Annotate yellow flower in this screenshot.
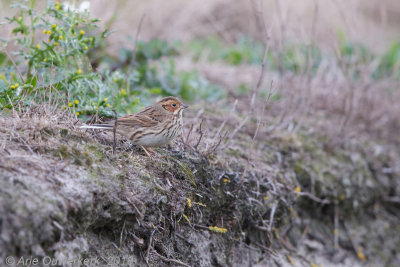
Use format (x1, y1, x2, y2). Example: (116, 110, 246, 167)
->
(182, 214, 191, 224)
(106, 103, 110, 108)
(51, 24, 56, 28)
(333, 229, 339, 235)
(43, 29, 47, 34)
(294, 186, 301, 196)
(263, 196, 269, 200)
(18, 16, 22, 21)
(84, 46, 88, 50)
(209, 226, 227, 234)
(59, 35, 63, 40)
(43, 58, 47, 62)
(74, 100, 79, 105)
(54, 42, 59, 46)
(36, 44, 41, 49)
(68, 102, 73, 107)
(11, 85, 15, 89)
(120, 89, 126, 95)
(83, 19, 87, 23)
(195, 202, 207, 207)
(95, 106, 99, 110)
(286, 254, 295, 266)
(72, 33, 76, 37)
(77, 69, 82, 74)
(273, 227, 280, 239)
(103, 98, 108, 102)
(80, 30, 85, 35)
(47, 30, 52, 35)
(223, 178, 230, 183)
(56, 1, 60, 5)
(76, 112, 80, 116)
(186, 198, 192, 208)
(357, 247, 366, 262)
(55, 5, 60, 10)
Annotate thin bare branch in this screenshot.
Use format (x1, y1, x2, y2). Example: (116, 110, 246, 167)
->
(3, 48, 25, 83)
(112, 109, 118, 155)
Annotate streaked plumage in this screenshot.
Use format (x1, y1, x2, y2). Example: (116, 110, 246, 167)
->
(80, 96, 188, 156)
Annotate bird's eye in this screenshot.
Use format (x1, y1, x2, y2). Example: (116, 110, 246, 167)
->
(172, 103, 177, 107)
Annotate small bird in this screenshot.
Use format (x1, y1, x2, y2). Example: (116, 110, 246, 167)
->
(80, 96, 189, 157)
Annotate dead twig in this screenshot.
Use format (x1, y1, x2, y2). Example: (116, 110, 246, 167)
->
(250, 0, 270, 113)
(213, 99, 237, 141)
(268, 201, 278, 231)
(128, 231, 145, 248)
(185, 123, 194, 145)
(3, 48, 25, 84)
(119, 220, 126, 249)
(334, 202, 339, 250)
(203, 130, 229, 156)
(112, 109, 118, 155)
(194, 119, 204, 152)
(151, 247, 192, 267)
(232, 165, 248, 195)
(123, 14, 146, 93)
(298, 192, 330, 204)
(130, 14, 146, 69)
(191, 223, 210, 231)
(145, 229, 155, 264)
(6, 94, 20, 119)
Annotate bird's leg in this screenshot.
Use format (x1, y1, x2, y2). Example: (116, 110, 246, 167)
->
(147, 147, 157, 155)
(141, 146, 154, 158)
(147, 147, 168, 158)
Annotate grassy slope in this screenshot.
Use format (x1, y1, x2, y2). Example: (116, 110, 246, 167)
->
(0, 101, 399, 267)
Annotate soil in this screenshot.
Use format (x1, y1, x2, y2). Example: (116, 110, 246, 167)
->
(0, 106, 399, 267)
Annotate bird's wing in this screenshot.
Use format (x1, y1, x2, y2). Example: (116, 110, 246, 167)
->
(115, 106, 166, 128)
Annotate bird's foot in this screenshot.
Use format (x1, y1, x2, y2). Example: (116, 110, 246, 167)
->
(141, 146, 166, 158)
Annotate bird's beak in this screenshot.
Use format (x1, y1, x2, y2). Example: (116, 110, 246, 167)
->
(182, 103, 189, 109)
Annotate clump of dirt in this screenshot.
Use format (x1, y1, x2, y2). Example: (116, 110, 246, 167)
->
(0, 105, 399, 267)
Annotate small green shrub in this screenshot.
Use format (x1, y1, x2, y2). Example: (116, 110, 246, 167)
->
(0, 1, 224, 117)
(187, 33, 400, 83)
(374, 42, 400, 80)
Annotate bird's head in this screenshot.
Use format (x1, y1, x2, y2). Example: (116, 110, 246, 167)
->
(158, 96, 189, 115)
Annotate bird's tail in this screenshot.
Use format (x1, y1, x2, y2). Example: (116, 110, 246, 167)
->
(79, 124, 113, 130)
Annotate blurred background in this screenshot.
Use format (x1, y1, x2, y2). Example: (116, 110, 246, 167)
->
(88, 0, 400, 53)
(2, 0, 400, 52)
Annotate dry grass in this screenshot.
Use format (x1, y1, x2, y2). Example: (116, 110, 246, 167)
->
(2, 0, 398, 52)
(87, 0, 400, 52)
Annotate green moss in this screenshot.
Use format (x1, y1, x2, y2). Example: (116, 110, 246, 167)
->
(59, 128, 69, 137)
(85, 144, 105, 162)
(179, 162, 196, 187)
(294, 163, 311, 189)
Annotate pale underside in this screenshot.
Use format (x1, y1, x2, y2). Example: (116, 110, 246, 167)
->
(116, 110, 183, 147)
